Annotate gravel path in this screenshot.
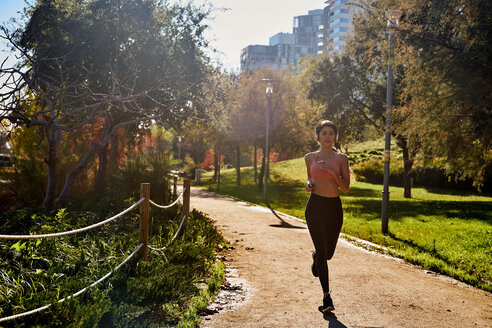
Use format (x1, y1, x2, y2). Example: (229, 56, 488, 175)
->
(191, 187, 491, 328)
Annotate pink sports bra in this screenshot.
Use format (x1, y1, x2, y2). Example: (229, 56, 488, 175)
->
(310, 153, 340, 181)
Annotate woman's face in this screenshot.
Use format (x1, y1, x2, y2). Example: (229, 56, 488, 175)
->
(317, 126, 336, 147)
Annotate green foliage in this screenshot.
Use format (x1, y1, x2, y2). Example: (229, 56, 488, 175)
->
(177, 261, 225, 328)
(106, 133, 177, 206)
(0, 204, 225, 326)
(231, 68, 321, 158)
(2, 0, 214, 210)
(6, 124, 46, 207)
(352, 157, 404, 185)
(301, 54, 382, 144)
(353, 157, 487, 191)
(182, 154, 198, 180)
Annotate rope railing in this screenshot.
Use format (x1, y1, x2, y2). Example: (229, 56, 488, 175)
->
(149, 187, 185, 209)
(148, 213, 187, 252)
(0, 198, 145, 240)
(0, 176, 192, 323)
(0, 243, 143, 323)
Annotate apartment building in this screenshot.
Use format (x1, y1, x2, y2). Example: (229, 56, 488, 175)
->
(240, 33, 310, 72)
(240, 0, 357, 72)
(322, 0, 358, 53)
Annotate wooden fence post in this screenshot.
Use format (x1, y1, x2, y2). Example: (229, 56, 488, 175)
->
(139, 183, 150, 261)
(183, 179, 191, 227)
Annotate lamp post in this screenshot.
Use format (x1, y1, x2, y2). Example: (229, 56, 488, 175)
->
(259, 78, 277, 203)
(381, 9, 401, 234)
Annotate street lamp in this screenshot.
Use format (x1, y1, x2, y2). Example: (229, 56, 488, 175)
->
(381, 9, 401, 234)
(259, 78, 278, 203)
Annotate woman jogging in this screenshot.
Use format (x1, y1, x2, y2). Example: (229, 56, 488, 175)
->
(304, 120, 350, 313)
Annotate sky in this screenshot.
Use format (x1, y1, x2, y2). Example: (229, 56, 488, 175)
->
(0, 0, 328, 71)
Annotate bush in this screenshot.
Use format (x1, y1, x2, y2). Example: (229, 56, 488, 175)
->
(182, 154, 198, 180)
(0, 205, 224, 327)
(352, 157, 404, 186)
(108, 149, 176, 206)
(353, 157, 489, 191)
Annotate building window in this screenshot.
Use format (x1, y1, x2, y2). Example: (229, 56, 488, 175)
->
(334, 0, 347, 5)
(335, 8, 349, 15)
(334, 27, 349, 33)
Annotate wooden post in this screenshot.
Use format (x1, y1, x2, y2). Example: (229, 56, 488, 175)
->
(139, 183, 150, 261)
(182, 179, 191, 228)
(173, 176, 178, 200)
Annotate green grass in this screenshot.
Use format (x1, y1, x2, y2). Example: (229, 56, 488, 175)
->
(202, 157, 492, 292)
(177, 261, 225, 328)
(0, 206, 226, 326)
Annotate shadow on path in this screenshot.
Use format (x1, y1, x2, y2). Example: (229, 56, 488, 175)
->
(267, 203, 306, 229)
(323, 312, 348, 327)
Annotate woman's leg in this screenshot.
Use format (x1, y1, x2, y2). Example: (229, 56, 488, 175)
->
(316, 257, 329, 294)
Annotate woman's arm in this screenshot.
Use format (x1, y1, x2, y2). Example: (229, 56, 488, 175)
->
(304, 153, 313, 192)
(333, 154, 350, 193)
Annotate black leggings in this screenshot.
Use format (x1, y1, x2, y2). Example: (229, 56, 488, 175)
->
(305, 193, 343, 293)
(316, 254, 330, 293)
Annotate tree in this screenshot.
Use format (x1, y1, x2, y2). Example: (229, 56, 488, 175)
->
(229, 68, 321, 189)
(0, 0, 211, 210)
(394, 0, 492, 188)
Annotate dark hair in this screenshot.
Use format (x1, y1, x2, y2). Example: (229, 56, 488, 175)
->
(315, 120, 338, 138)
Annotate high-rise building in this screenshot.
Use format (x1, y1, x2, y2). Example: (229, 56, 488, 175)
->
(293, 9, 324, 55)
(240, 1, 358, 72)
(322, 0, 358, 53)
(241, 33, 310, 72)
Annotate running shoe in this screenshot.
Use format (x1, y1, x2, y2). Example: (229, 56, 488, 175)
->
(318, 294, 335, 313)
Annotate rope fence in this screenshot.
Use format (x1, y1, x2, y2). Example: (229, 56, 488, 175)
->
(0, 243, 143, 324)
(148, 213, 186, 252)
(149, 187, 184, 209)
(0, 174, 192, 323)
(0, 198, 145, 240)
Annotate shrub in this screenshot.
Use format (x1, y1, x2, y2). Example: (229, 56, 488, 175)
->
(352, 157, 404, 186)
(0, 205, 224, 327)
(353, 157, 490, 191)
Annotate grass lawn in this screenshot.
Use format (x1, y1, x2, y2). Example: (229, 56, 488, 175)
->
(201, 157, 492, 292)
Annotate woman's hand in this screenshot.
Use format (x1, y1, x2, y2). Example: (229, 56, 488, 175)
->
(305, 182, 313, 192)
(317, 160, 337, 177)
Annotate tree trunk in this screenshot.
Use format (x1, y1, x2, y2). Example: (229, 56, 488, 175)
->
(109, 128, 119, 172)
(258, 146, 265, 191)
(56, 117, 154, 204)
(253, 142, 258, 183)
(56, 144, 98, 204)
(95, 143, 109, 196)
(214, 141, 221, 190)
(236, 144, 240, 186)
(396, 136, 414, 198)
(213, 144, 217, 181)
(42, 125, 61, 212)
(217, 152, 221, 191)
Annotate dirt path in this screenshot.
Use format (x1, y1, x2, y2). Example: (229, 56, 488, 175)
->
(191, 187, 491, 328)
